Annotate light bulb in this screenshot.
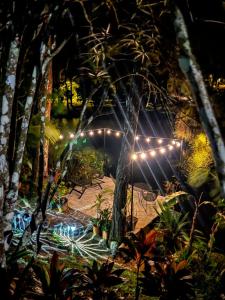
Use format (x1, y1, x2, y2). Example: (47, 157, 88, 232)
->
(172, 140, 176, 145)
(131, 153, 137, 160)
(59, 134, 64, 140)
(135, 136, 139, 141)
(150, 150, 156, 157)
(70, 133, 75, 139)
(158, 139, 163, 144)
(97, 129, 102, 134)
(146, 137, 150, 143)
(168, 145, 173, 151)
(140, 152, 146, 159)
(116, 131, 120, 137)
(176, 141, 181, 147)
(107, 129, 111, 135)
(89, 130, 94, 136)
(80, 132, 84, 137)
(160, 148, 166, 154)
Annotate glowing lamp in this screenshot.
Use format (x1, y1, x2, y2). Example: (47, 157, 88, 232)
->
(80, 132, 84, 137)
(89, 130, 94, 136)
(176, 141, 181, 147)
(140, 152, 146, 159)
(116, 131, 120, 137)
(135, 136, 139, 141)
(107, 129, 111, 135)
(59, 134, 64, 140)
(168, 145, 173, 151)
(172, 140, 176, 145)
(158, 139, 163, 144)
(131, 153, 137, 160)
(146, 137, 150, 143)
(160, 148, 166, 154)
(97, 129, 102, 134)
(150, 150, 156, 157)
(70, 133, 75, 139)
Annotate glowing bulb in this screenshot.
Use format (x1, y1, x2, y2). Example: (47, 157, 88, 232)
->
(168, 145, 173, 151)
(116, 131, 120, 137)
(150, 150, 156, 157)
(160, 148, 166, 154)
(70, 133, 75, 139)
(140, 152, 146, 159)
(176, 141, 181, 147)
(107, 129, 111, 135)
(131, 153, 137, 160)
(80, 132, 84, 137)
(89, 130, 94, 136)
(135, 136, 139, 141)
(97, 129, 102, 134)
(172, 140, 176, 145)
(146, 137, 150, 143)
(59, 134, 64, 140)
(158, 139, 163, 144)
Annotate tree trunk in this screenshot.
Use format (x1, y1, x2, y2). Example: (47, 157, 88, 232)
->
(0, 39, 20, 267)
(174, 7, 225, 198)
(110, 87, 142, 242)
(3, 66, 37, 251)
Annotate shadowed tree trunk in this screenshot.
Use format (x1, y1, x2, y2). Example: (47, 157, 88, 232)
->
(174, 6, 225, 198)
(3, 67, 37, 253)
(110, 81, 142, 243)
(0, 39, 20, 267)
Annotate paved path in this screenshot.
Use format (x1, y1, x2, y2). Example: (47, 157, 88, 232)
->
(67, 176, 164, 232)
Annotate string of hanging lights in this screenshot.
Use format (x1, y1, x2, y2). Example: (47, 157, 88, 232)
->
(58, 128, 182, 159)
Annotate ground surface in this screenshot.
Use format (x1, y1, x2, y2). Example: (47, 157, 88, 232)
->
(67, 176, 164, 232)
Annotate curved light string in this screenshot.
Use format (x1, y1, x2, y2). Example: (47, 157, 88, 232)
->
(59, 128, 182, 160)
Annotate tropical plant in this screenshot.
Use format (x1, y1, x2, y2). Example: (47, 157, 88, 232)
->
(140, 258, 195, 300)
(155, 202, 189, 253)
(119, 229, 158, 300)
(31, 252, 81, 300)
(77, 260, 124, 300)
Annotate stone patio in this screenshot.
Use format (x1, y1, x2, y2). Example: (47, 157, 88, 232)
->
(67, 176, 164, 232)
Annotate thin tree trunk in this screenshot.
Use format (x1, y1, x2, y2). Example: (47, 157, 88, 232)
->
(174, 7, 225, 198)
(3, 66, 37, 251)
(110, 86, 142, 242)
(0, 39, 20, 267)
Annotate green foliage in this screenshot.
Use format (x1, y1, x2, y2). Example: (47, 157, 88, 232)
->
(156, 203, 189, 253)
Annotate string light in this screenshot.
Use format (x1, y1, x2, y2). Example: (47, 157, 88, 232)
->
(172, 140, 176, 145)
(150, 150, 156, 157)
(135, 136, 139, 141)
(146, 137, 150, 143)
(89, 130, 94, 136)
(131, 153, 138, 160)
(115, 131, 120, 137)
(168, 145, 174, 151)
(80, 132, 84, 137)
(70, 133, 75, 139)
(176, 141, 181, 147)
(59, 134, 64, 140)
(158, 139, 163, 144)
(140, 152, 146, 159)
(159, 148, 166, 154)
(97, 129, 102, 134)
(106, 129, 111, 135)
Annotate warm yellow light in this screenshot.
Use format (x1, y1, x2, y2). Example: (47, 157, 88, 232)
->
(172, 140, 176, 145)
(131, 153, 137, 160)
(97, 129, 102, 134)
(70, 133, 75, 139)
(158, 139, 163, 144)
(146, 137, 150, 143)
(135, 136, 139, 141)
(176, 141, 181, 147)
(160, 148, 166, 154)
(59, 134, 64, 140)
(80, 132, 84, 137)
(168, 145, 173, 151)
(89, 130, 94, 136)
(150, 150, 156, 157)
(140, 152, 146, 159)
(107, 129, 111, 135)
